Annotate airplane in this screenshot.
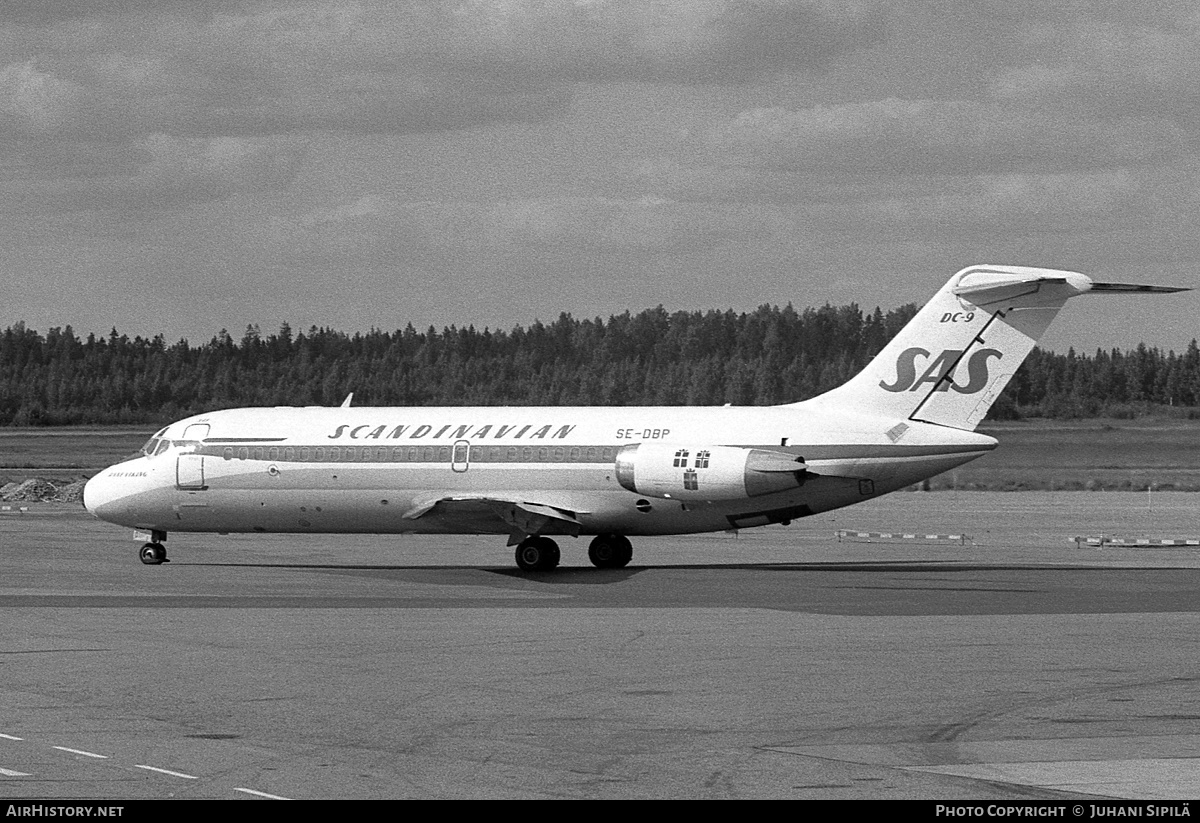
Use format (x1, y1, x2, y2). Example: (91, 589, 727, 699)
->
(83, 264, 1186, 571)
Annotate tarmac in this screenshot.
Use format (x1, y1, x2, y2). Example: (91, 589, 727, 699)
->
(2, 491, 1199, 799)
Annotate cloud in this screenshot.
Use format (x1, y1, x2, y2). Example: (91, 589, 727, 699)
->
(0, 2, 888, 143)
(282, 194, 796, 262)
(831, 170, 1141, 234)
(0, 60, 87, 134)
(421, 0, 886, 84)
(992, 11, 1200, 122)
(703, 98, 1192, 178)
(7, 133, 308, 212)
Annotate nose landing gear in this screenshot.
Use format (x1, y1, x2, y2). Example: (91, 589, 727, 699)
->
(137, 530, 169, 565)
(139, 543, 168, 564)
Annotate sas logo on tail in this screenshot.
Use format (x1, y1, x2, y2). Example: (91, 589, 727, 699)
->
(880, 347, 1002, 394)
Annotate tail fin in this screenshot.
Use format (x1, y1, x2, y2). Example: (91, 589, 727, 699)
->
(805, 264, 1187, 431)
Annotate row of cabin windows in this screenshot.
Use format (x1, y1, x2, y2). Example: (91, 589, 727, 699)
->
(221, 445, 618, 463)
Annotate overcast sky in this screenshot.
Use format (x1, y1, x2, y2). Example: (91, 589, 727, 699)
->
(1, 1, 1197, 356)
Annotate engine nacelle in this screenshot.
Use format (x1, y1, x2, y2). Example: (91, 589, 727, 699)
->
(614, 443, 806, 502)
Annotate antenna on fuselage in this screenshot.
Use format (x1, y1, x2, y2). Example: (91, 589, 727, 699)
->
(340, 393, 354, 408)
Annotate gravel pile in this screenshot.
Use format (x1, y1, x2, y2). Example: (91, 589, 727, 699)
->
(0, 478, 87, 503)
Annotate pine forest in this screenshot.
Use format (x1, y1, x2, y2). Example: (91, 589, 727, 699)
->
(2, 302, 1198, 427)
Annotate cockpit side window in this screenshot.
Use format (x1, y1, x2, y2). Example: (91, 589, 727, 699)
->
(154, 440, 171, 456)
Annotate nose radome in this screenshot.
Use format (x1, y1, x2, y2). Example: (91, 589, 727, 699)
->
(83, 472, 118, 518)
(83, 474, 103, 514)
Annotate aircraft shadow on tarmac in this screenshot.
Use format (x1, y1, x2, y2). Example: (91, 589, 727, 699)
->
(185, 558, 1105, 583)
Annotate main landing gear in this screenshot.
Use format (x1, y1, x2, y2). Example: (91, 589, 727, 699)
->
(513, 533, 634, 571)
(515, 536, 560, 572)
(587, 534, 633, 569)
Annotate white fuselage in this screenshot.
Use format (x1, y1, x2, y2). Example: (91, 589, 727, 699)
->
(83, 402, 996, 538)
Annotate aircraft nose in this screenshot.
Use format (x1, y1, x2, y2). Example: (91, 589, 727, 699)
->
(83, 472, 121, 519)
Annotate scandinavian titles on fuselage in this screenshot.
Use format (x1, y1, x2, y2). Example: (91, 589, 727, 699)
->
(326, 422, 677, 442)
(327, 422, 578, 441)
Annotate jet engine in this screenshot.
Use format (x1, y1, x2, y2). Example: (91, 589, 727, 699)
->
(614, 443, 806, 501)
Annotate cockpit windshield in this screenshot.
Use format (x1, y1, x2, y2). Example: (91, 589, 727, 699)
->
(132, 428, 173, 461)
(139, 437, 200, 458)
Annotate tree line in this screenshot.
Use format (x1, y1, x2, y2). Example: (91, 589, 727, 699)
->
(1, 304, 1197, 426)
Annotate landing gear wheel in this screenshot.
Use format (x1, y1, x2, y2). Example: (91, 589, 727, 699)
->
(515, 536, 560, 572)
(588, 534, 633, 569)
(139, 543, 167, 565)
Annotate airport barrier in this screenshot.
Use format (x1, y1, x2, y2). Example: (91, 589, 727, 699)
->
(836, 529, 972, 545)
(1073, 536, 1200, 548)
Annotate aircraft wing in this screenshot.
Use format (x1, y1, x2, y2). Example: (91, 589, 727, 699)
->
(403, 493, 587, 544)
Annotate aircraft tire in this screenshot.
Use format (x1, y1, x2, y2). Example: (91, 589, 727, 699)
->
(139, 543, 165, 565)
(515, 536, 560, 572)
(588, 534, 633, 569)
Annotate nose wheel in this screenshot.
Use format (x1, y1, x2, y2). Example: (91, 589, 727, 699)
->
(139, 543, 168, 565)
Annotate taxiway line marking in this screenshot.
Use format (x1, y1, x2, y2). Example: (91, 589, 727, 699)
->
(233, 787, 290, 800)
(0, 734, 23, 741)
(134, 764, 199, 779)
(53, 746, 107, 758)
(0, 767, 31, 776)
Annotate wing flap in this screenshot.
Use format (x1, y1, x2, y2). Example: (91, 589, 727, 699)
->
(403, 493, 586, 544)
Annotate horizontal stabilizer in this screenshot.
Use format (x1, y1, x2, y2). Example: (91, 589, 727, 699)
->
(1087, 282, 1191, 294)
(952, 270, 1078, 307)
